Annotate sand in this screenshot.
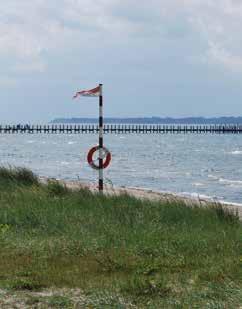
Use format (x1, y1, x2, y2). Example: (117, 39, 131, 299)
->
(41, 177, 242, 221)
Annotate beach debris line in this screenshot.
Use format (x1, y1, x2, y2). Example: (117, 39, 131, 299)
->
(73, 84, 111, 192)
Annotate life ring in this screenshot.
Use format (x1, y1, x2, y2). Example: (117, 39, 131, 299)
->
(87, 146, 111, 170)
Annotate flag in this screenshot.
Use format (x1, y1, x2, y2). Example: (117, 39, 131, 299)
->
(73, 85, 101, 99)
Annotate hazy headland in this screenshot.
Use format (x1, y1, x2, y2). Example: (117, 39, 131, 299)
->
(51, 116, 242, 124)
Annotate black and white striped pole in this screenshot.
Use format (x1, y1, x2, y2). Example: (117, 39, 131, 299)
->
(98, 83, 104, 192)
(83, 84, 111, 192)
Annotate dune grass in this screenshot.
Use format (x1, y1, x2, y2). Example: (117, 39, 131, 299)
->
(0, 167, 241, 307)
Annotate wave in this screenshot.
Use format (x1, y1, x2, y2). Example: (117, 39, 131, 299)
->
(219, 178, 242, 186)
(208, 174, 219, 180)
(178, 191, 242, 207)
(207, 175, 242, 187)
(192, 182, 204, 187)
(229, 150, 242, 155)
(181, 191, 219, 200)
(60, 161, 70, 166)
(127, 186, 242, 207)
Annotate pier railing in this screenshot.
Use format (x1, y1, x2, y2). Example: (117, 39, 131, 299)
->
(1, 124, 242, 134)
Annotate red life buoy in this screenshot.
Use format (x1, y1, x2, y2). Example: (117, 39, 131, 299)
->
(87, 146, 111, 170)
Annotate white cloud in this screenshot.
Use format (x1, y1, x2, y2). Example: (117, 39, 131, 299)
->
(0, 0, 242, 75)
(185, 0, 242, 71)
(13, 59, 46, 73)
(205, 42, 242, 72)
(1, 0, 242, 121)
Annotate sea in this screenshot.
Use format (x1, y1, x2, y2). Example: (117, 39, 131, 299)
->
(0, 132, 242, 205)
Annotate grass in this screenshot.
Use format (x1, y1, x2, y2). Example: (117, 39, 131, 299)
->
(0, 167, 241, 308)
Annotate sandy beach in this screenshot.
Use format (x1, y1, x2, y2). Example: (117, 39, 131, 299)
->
(42, 177, 242, 221)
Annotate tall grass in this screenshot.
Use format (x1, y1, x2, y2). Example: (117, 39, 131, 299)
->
(0, 167, 241, 307)
(0, 166, 39, 186)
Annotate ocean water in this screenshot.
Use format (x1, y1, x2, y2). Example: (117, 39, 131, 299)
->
(0, 133, 242, 204)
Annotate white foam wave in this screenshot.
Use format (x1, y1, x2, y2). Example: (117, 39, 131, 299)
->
(68, 141, 76, 145)
(60, 161, 70, 165)
(208, 174, 219, 180)
(178, 191, 242, 207)
(229, 150, 242, 155)
(192, 182, 204, 187)
(181, 191, 219, 201)
(219, 178, 242, 186)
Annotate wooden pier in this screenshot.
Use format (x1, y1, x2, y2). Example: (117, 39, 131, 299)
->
(1, 124, 242, 134)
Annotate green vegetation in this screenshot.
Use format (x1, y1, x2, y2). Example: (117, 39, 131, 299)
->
(0, 167, 241, 308)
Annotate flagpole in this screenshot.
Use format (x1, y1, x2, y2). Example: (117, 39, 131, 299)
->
(99, 83, 104, 192)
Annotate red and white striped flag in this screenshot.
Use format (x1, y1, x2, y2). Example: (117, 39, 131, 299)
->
(73, 85, 101, 99)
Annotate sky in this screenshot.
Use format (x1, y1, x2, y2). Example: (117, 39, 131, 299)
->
(1, 0, 242, 122)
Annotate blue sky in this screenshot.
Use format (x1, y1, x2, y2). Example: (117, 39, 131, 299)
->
(1, 0, 242, 122)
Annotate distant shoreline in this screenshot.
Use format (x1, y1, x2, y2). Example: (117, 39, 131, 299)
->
(50, 116, 242, 124)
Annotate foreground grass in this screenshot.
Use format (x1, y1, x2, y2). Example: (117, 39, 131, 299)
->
(0, 167, 241, 308)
